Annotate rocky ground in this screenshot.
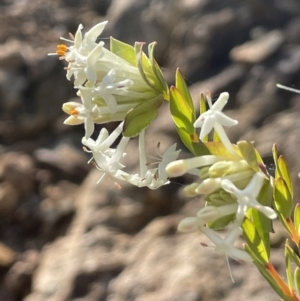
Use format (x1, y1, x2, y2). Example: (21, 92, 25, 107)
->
(0, 0, 300, 300)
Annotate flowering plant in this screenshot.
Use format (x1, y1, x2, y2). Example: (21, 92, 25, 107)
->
(50, 21, 300, 300)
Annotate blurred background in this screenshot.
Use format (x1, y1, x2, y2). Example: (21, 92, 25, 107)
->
(0, 0, 300, 300)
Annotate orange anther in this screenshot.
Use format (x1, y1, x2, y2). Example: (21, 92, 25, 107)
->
(70, 108, 79, 115)
(56, 44, 68, 56)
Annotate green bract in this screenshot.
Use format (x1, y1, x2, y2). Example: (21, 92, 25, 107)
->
(110, 38, 169, 137)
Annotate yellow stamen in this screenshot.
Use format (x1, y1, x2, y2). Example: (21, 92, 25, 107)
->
(56, 44, 68, 56)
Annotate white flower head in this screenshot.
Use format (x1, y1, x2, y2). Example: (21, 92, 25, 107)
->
(62, 89, 101, 139)
(88, 69, 134, 114)
(200, 225, 252, 263)
(50, 22, 108, 85)
(194, 92, 238, 157)
(221, 172, 277, 221)
(194, 92, 238, 140)
(82, 122, 130, 183)
(124, 143, 181, 190)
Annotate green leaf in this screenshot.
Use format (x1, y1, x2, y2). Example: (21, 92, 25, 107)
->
(237, 141, 261, 172)
(294, 267, 300, 299)
(248, 208, 271, 258)
(203, 142, 240, 159)
(200, 93, 207, 115)
(123, 97, 163, 137)
(175, 69, 195, 119)
(294, 204, 300, 237)
(285, 242, 294, 291)
(148, 42, 169, 99)
(285, 242, 300, 269)
(134, 42, 159, 93)
(190, 141, 211, 156)
(274, 176, 293, 218)
(277, 156, 293, 198)
(242, 218, 269, 264)
(174, 127, 207, 155)
(208, 213, 235, 230)
(272, 144, 278, 163)
(170, 86, 195, 134)
(110, 37, 137, 66)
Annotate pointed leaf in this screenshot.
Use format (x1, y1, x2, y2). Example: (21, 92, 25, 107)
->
(204, 142, 240, 159)
(123, 97, 163, 137)
(242, 218, 269, 264)
(110, 37, 137, 66)
(277, 156, 293, 198)
(294, 204, 300, 236)
(148, 42, 169, 99)
(272, 144, 278, 163)
(134, 42, 159, 93)
(294, 267, 300, 298)
(285, 242, 294, 291)
(175, 68, 195, 119)
(285, 242, 300, 269)
(248, 208, 271, 258)
(208, 213, 235, 230)
(237, 141, 261, 172)
(173, 126, 195, 154)
(274, 176, 293, 218)
(170, 86, 195, 134)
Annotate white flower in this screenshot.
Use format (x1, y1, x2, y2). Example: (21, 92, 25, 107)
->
(80, 69, 134, 114)
(51, 22, 108, 85)
(82, 122, 130, 183)
(194, 92, 238, 157)
(157, 143, 181, 181)
(124, 143, 181, 189)
(221, 172, 277, 221)
(62, 89, 100, 139)
(194, 92, 238, 140)
(200, 225, 252, 262)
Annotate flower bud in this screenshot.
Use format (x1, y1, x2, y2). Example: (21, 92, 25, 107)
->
(195, 178, 221, 194)
(177, 217, 198, 233)
(208, 160, 251, 178)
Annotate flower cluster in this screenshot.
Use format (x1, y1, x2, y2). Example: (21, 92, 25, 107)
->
(167, 91, 277, 265)
(52, 21, 300, 300)
(49, 21, 179, 189)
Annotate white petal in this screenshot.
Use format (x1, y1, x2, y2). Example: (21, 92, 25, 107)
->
(214, 111, 238, 127)
(221, 178, 238, 194)
(244, 173, 264, 198)
(84, 116, 95, 139)
(199, 116, 215, 139)
(193, 111, 207, 128)
(85, 21, 108, 42)
(229, 247, 252, 262)
(74, 24, 84, 49)
(212, 92, 229, 111)
(63, 115, 83, 125)
(256, 205, 277, 219)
